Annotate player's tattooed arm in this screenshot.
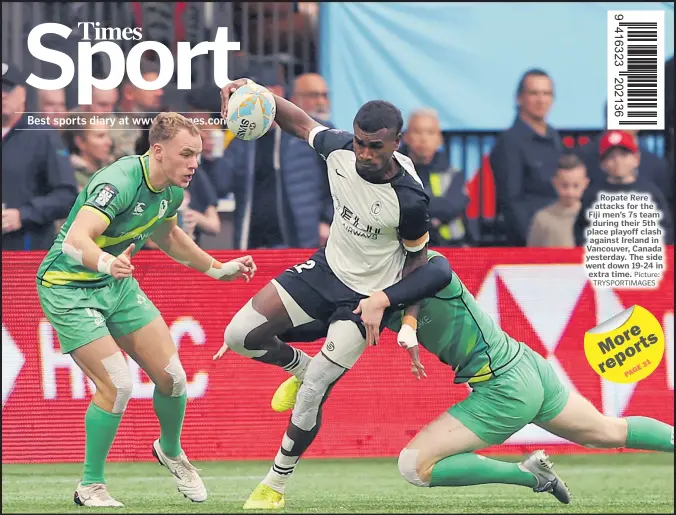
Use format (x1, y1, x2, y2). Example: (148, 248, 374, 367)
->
(220, 78, 320, 142)
(151, 217, 256, 282)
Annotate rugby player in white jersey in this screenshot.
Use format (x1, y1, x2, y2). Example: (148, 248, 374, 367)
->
(218, 78, 454, 509)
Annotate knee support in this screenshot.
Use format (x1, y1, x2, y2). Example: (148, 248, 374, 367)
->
(321, 320, 366, 369)
(101, 352, 133, 414)
(222, 299, 268, 358)
(291, 352, 346, 431)
(164, 353, 187, 397)
(398, 448, 429, 487)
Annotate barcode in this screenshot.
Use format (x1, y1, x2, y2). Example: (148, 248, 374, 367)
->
(607, 10, 664, 131)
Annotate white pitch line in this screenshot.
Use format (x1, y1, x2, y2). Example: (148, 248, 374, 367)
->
(2, 475, 263, 485)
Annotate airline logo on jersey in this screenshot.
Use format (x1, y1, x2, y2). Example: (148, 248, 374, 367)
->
(93, 184, 118, 209)
(159, 200, 168, 218)
(133, 202, 146, 216)
(339, 204, 381, 240)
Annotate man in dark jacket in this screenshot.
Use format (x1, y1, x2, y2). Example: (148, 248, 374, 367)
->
(216, 66, 332, 250)
(2, 62, 77, 250)
(489, 69, 564, 246)
(399, 108, 468, 246)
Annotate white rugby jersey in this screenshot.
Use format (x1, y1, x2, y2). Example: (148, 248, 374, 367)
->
(308, 125, 430, 295)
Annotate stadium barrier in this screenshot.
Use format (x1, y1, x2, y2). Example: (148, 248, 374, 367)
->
(2, 247, 673, 464)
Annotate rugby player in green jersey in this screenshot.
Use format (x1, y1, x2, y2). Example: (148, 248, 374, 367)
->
(36, 112, 256, 508)
(250, 249, 673, 507)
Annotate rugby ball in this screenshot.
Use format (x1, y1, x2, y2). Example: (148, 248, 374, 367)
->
(226, 82, 276, 141)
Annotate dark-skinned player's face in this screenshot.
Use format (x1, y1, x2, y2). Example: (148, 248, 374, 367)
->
(352, 124, 401, 179)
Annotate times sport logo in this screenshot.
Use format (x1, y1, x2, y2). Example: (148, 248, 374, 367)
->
(25, 22, 241, 105)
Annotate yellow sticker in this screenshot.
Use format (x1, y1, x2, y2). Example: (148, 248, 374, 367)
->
(584, 305, 665, 384)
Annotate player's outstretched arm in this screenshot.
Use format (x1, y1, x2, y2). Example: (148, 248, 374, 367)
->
(151, 217, 256, 282)
(63, 208, 135, 279)
(220, 78, 321, 142)
(397, 303, 427, 380)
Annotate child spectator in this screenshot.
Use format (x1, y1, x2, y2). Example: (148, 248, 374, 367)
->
(527, 154, 589, 247)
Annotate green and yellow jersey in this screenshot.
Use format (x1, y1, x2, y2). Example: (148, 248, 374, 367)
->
(387, 250, 524, 384)
(37, 152, 184, 289)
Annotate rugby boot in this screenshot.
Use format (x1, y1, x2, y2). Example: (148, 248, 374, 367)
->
(152, 439, 207, 502)
(243, 483, 285, 510)
(74, 482, 124, 507)
(519, 449, 571, 504)
(271, 375, 302, 412)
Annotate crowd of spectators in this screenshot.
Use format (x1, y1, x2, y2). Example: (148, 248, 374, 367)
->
(490, 68, 673, 249)
(2, 57, 673, 252)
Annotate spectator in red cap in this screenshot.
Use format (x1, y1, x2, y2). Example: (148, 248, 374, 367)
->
(574, 130, 673, 245)
(575, 105, 673, 215)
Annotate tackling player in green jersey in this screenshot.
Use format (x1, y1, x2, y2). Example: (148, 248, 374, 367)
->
(250, 250, 673, 508)
(36, 112, 257, 508)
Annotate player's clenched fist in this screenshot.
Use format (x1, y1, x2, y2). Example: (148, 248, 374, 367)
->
(99, 244, 135, 279)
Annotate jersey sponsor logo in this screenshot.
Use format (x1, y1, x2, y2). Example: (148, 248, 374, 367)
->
(159, 199, 169, 218)
(335, 168, 346, 178)
(418, 315, 432, 328)
(339, 204, 381, 240)
(326, 341, 335, 351)
(133, 202, 146, 216)
(370, 201, 382, 216)
(93, 184, 118, 209)
(133, 232, 152, 243)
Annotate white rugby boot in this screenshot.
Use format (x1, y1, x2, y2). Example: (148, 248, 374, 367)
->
(73, 482, 124, 507)
(152, 438, 207, 502)
(519, 450, 571, 504)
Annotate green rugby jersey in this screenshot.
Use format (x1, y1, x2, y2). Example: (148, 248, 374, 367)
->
(387, 250, 524, 384)
(37, 152, 184, 289)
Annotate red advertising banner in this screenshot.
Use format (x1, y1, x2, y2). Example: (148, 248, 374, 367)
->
(2, 248, 673, 464)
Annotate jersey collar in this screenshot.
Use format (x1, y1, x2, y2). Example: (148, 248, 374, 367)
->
(140, 151, 164, 193)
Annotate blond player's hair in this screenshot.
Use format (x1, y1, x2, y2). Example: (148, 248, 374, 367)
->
(148, 112, 200, 145)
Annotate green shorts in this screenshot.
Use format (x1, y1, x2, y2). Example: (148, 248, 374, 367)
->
(448, 346, 570, 445)
(37, 277, 161, 354)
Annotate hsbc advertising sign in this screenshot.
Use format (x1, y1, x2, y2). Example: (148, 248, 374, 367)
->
(2, 248, 673, 463)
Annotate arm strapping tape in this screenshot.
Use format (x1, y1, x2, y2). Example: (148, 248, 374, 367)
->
(97, 252, 114, 275)
(205, 259, 241, 280)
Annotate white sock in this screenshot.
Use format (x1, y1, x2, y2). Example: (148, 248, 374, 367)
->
(262, 446, 299, 494)
(282, 347, 311, 381)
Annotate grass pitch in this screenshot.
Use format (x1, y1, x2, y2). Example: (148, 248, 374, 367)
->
(2, 454, 673, 513)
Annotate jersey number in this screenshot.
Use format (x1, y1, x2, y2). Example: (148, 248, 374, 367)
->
(293, 260, 316, 274)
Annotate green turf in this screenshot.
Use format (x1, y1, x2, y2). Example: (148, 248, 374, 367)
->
(2, 454, 673, 513)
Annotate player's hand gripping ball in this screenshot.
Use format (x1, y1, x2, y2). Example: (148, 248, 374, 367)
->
(226, 82, 276, 141)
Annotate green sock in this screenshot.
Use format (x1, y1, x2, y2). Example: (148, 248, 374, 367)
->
(430, 453, 537, 488)
(81, 402, 123, 486)
(626, 416, 674, 453)
(153, 389, 187, 458)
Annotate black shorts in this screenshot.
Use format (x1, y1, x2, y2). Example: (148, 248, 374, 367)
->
(275, 248, 393, 339)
